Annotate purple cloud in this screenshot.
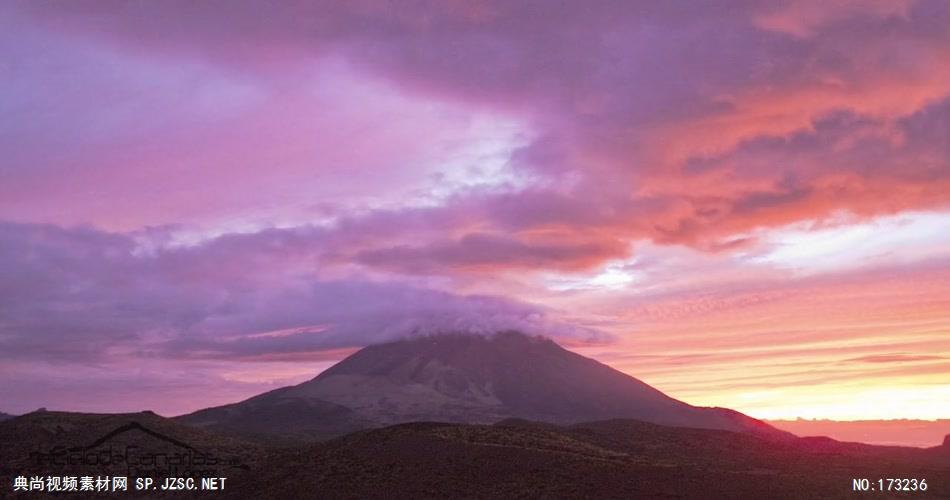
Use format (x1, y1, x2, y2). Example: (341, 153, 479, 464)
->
(0, 221, 608, 364)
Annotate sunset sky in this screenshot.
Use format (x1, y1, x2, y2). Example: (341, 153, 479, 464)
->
(1, 1, 948, 421)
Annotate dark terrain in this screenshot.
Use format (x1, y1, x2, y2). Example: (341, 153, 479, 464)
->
(228, 420, 950, 500)
(1, 411, 947, 499)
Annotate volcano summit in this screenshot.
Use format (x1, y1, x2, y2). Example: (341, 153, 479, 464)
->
(179, 332, 785, 441)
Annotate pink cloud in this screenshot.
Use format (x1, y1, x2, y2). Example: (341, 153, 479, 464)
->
(5, 1, 950, 248)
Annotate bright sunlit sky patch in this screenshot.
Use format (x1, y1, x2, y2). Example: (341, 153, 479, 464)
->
(753, 211, 950, 274)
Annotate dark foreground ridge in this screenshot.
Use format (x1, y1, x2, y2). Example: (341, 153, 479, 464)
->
(1, 411, 947, 499)
(177, 331, 788, 441)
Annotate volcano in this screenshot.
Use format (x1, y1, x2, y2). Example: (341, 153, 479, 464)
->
(178, 332, 786, 441)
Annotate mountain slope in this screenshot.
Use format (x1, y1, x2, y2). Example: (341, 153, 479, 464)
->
(179, 332, 787, 440)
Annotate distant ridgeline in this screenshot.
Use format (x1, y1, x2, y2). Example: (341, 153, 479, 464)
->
(767, 419, 950, 448)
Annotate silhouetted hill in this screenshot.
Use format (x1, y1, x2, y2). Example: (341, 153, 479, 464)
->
(0, 412, 13, 422)
(179, 332, 789, 441)
(221, 419, 949, 499)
